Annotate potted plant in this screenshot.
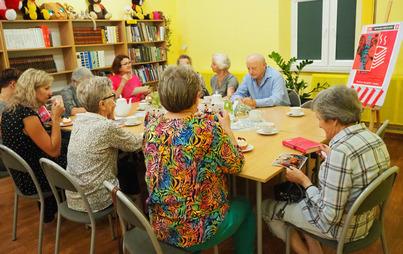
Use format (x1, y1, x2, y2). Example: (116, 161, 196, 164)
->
(268, 51, 329, 103)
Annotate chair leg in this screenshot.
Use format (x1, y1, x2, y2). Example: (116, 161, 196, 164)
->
(55, 212, 62, 254)
(213, 245, 219, 254)
(108, 213, 115, 240)
(380, 227, 389, 254)
(12, 193, 18, 241)
(285, 225, 292, 254)
(90, 223, 96, 254)
(38, 199, 45, 254)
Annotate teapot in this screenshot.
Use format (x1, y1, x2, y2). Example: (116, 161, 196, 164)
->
(249, 109, 266, 122)
(114, 97, 132, 117)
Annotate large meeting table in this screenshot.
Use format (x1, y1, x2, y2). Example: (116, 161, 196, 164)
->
(63, 102, 325, 254)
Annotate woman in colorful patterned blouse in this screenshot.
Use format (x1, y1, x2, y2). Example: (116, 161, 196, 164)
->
(143, 65, 256, 253)
(262, 85, 390, 253)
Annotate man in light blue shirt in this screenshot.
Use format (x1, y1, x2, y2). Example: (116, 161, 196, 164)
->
(231, 54, 290, 108)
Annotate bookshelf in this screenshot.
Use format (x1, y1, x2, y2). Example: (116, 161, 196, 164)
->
(0, 19, 168, 91)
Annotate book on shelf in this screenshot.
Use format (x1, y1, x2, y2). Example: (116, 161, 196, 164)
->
(9, 55, 57, 73)
(272, 153, 307, 170)
(77, 50, 105, 69)
(4, 28, 49, 49)
(73, 27, 103, 45)
(36, 25, 51, 47)
(282, 137, 322, 154)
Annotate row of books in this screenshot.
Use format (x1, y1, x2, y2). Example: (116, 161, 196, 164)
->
(133, 64, 166, 83)
(73, 26, 120, 45)
(92, 70, 113, 78)
(9, 55, 57, 73)
(76, 51, 105, 69)
(4, 26, 52, 50)
(126, 23, 165, 42)
(128, 45, 165, 63)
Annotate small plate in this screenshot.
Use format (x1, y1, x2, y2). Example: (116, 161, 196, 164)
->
(287, 112, 305, 117)
(124, 121, 141, 127)
(60, 122, 73, 127)
(136, 107, 146, 111)
(257, 129, 279, 135)
(242, 144, 254, 153)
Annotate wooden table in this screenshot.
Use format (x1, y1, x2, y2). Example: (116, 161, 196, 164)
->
(63, 103, 325, 254)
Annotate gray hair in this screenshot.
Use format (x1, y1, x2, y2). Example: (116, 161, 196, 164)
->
(212, 53, 231, 70)
(7, 68, 53, 112)
(312, 85, 362, 125)
(77, 76, 112, 113)
(72, 67, 93, 82)
(246, 54, 266, 64)
(158, 65, 200, 113)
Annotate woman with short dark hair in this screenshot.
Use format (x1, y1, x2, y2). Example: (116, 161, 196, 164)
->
(110, 54, 151, 102)
(143, 65, 255, 253)
(262, 85, 390, 253)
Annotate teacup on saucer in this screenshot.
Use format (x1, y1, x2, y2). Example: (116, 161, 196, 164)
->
(260, 122, 275, 133)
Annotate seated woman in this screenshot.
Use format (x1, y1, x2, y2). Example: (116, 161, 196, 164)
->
(66, 76, 143, 212)
(210, 53, 239, 98)
(143, 65, 255, 253)
(262, 85, 390, 254)
(109, 54, 151, 103)
(1, 68, 66, 222)
(177, 54, 210, 98)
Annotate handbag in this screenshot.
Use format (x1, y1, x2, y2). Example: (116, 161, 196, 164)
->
(272, 181, 306, 220)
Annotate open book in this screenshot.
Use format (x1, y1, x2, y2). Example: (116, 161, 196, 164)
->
(272, 153, 307, 170)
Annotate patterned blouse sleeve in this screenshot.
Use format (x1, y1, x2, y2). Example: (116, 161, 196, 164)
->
(304, 148, 353, 226)
(212, 122, 244, 174)
(106, 121, 142, 152)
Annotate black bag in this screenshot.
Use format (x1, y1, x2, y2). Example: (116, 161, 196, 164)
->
(272, 181, 306, 219)
(274, 181, 305, 202)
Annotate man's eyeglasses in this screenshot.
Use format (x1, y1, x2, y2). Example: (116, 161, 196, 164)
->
(102, 93, 116, 101)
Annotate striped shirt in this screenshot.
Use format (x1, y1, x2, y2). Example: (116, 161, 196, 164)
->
(300, 123, 390, 242)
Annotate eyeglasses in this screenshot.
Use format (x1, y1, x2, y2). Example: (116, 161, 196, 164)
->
(121, 61, 132, 66)
(102, 93, 116, 101)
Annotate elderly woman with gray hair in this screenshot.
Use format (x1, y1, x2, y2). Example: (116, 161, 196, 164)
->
(60, 67, 93, 117)
(210, 53, 239, 98)
(143, 65, 255, 253)
(261, 85, 390, 254)
(66, 76, 143, 212)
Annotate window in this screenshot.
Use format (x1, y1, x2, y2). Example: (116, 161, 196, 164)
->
(291, 0, 362, 72)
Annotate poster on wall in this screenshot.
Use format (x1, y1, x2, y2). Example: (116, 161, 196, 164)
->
(347, 22, 403, 108)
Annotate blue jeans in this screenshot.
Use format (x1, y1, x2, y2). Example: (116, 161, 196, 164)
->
(186, 196, 256, 254)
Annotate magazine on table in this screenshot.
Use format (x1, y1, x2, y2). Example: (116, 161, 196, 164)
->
(271, 153, 307, 170)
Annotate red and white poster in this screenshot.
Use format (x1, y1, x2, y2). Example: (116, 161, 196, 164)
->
(347, 22, 403, 108)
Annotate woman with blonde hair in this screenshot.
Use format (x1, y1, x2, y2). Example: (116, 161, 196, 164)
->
(1, 68, 65, 222)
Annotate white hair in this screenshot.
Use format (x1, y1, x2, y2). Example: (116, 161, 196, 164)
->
(212, 53, 231, 70)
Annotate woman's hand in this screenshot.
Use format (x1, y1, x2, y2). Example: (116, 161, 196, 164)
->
(316, 144, 330, 160)
(51, 99, 65, 122)
(121, 74, 132, 86)
(286, 166, 312, 189)
(216, 109, 231, 131)
(144, 88, 152, 96)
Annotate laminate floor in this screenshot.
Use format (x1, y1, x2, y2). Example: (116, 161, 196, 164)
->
(0, 133, 401, 254)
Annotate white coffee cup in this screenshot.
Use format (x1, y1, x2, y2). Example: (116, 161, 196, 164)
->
(125, 116, 138, 125)
(139, 102, 149, 110)
(203, 96, 212, 104)
(290, 107, 302, 116)
(260, 122, 274, 133)
(249, 110, 265, 122)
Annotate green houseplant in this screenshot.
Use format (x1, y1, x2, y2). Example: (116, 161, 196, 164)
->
(268, 51, 329, 102)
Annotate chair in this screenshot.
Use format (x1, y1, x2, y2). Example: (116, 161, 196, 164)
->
(0, 144, 54, 254)
(39, 158, 115, 254)
(301, 100, 312, 109)
(285, 166, 399, 254)
(376, 120, 389, 140)
(288, 89, 301, 107)
(103, 180, 192, 254)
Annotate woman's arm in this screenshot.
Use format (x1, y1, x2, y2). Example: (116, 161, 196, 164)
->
(114, 74, 132, 98)
(23, 101, 65, 157)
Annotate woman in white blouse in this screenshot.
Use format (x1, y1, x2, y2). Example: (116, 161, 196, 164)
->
(66, 76, 143, 212)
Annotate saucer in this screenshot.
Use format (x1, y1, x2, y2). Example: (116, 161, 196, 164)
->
(242, 144, 254, 153)
(124, 121, 141, 127)
(257, 129, 278, 135)
(136, 107, 146, 111)
(60, 122, 73, 127)
(287, 112, 305, 117)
